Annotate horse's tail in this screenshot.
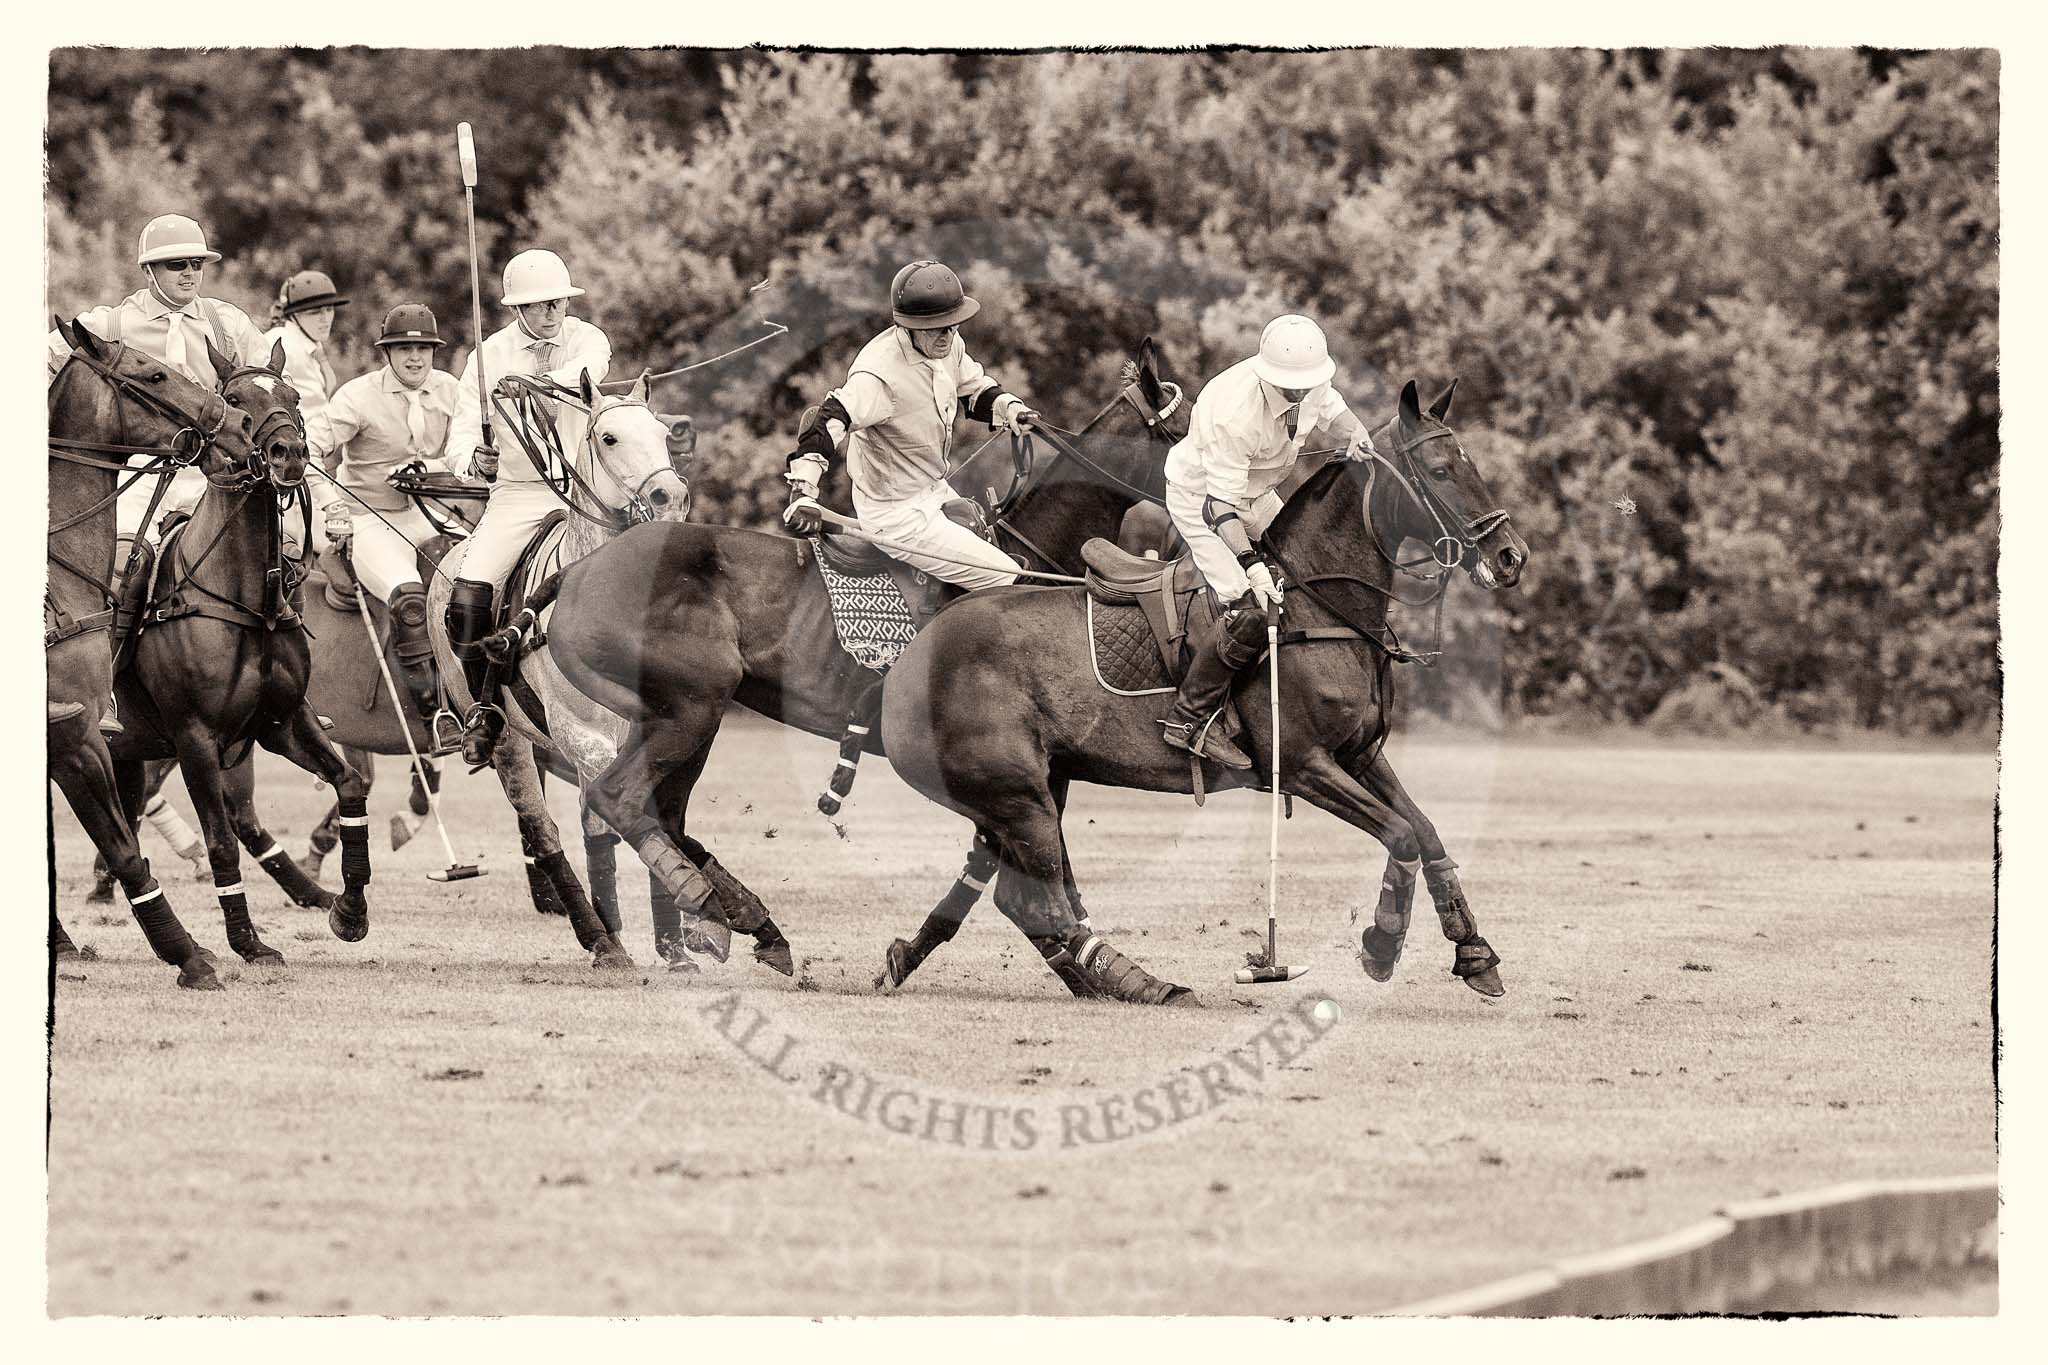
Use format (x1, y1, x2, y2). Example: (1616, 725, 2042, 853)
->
(481, 570, 565, 666)
(522, 569, 565, 615)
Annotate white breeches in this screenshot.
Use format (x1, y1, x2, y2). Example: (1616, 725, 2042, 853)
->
(1166, 480, 1283, 604)
(850, 483, 1021, 591)
(455, 480, 563, 589)
(344, 503, 438, 602)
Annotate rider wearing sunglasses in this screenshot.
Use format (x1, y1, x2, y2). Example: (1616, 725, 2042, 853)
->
(1158, 314, 1377, 770)
(45, 213, 275, 733)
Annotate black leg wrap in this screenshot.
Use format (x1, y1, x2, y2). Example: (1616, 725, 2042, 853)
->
(556, 844, 618, 937)
(650, 874, 688, 961)
(1035, 935, 1100, 999)
(1063, 929, 1194, 1005)
(583, 835, 619, 927)
(337, 795, 372, 890)
(219, 886, 277, 962)
(259, 847, 335, 909)
(700, 853, 770, 935)
(524, 859, 567, 916)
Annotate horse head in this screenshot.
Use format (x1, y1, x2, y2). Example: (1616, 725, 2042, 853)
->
(209, 336, 309, 492)
(51, 316, 248, 467)
(573, 369, 691, 526)
(1371, 378, 1528, 592)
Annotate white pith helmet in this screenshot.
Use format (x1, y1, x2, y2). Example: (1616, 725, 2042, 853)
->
(500, 249, 585, 306)
(136, 214, 222, 268)
(1251, 314, 1336, 390)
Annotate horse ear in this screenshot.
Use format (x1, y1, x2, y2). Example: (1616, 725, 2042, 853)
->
(1399, 379, 1422, 427)
(205, 335, 233, 379)
(579, 368, 595, 405)
(267, 338, 287, 376)
(57, 316, 86, 353)
(631, 368, 651, 403)
(1428, 377, 1458, 423)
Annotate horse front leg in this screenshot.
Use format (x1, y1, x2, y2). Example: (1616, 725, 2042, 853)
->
(170, 724, 284, 966)
(49, 735, 219, 989)
(257, 703, 371, 943)
(221, 749, 337, 911)
(495, 733, 629, 968)
(1349, 749, 1503, 997)
(876, 827, 999, 992)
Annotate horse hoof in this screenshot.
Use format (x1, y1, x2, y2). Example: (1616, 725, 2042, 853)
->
(1359, 952, 1397, 983)
(754, 941, 795, 977)
(389, 814, 416, 851)
(877, 939, 917, 992)
(684, 922, 731, 964)
(86, 880, 115, 905)
(1162, 985, 1200, 1008)
(239, 945, 287, 967)
(592, 940, 636, 971)
(329, 899, 369, 943)
(1462, 966, 1506, 998)
(194, 946, 220, 967)
(177, 958, 223, 991)
(667, 955, 701, 976)
(53, 941, 80, 961)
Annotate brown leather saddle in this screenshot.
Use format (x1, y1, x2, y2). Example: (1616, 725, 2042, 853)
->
(1080, 537, 1221, 691)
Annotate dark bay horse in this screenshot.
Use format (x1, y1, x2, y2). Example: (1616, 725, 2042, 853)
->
(109, 351, 375, 962)
(530, 343, 1189, 972)
(876, 379, 1530, 1003)
(47, 320, 253, 989)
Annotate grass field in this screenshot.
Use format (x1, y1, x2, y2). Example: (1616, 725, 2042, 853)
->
(46, 718, 1997, 1316)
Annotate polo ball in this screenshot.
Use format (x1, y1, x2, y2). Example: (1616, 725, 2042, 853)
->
(1313, 999, 1342, 1026)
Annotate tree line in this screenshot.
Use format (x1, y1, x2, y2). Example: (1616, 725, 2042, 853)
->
(45, 47, 1999, 735)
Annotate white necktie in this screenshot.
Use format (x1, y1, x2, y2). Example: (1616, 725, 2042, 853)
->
(529, 340, 557, 375)
(402, 386, 430, 455)
(162, 308, 191, 376)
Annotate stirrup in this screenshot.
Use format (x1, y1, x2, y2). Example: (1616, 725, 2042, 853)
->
(98, 706, 124, 736)
(428, 709, 465, 757)
(460, 702, 506, 771)
(1160, 715, 1252, 771)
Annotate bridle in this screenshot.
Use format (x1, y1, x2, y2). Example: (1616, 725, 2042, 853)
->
(1265, 423, 1515, 668)
(47, 342, 238, 534)
(45, 344, 244, 647)
(491, 377, 676, 531)
(958, 365, 1186, 576)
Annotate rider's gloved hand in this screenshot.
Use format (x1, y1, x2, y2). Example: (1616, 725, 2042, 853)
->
(993, 394, 1038, 434)
(1344, 428, 1378, 462)
(323, 501, 353, 546)
(1245, 560, 1284, 609)
(782, 495, 826, 537)
(472, 445, 500, 481)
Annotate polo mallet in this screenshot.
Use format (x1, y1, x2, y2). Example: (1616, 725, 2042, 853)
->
(1237, 595, 1307, 985)
(456, 122, 494, 484)
(353, 594, 484, 883)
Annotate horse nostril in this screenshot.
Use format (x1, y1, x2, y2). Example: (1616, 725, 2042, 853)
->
(1501, 548, 1521, 570)
(651, 488, 669, 506)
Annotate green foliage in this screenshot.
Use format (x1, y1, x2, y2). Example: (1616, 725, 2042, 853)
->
(45, 47, 1999, 734)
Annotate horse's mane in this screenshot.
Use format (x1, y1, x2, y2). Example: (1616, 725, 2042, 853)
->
(1263, 450, 1368, 548)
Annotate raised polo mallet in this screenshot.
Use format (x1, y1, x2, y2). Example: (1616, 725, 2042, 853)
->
(1237, 594, 1308, 985)
(456, 122, 494, 483)
(352, 590, 484, 883)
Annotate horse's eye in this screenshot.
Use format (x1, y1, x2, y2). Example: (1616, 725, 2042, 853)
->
(1431, 466, 1452, 481)
(601, 433, 616, 445)
(148, 370, 167, 383)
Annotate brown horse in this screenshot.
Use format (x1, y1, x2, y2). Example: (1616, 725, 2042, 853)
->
(109, 351, 375, 961)
(527, 343, 1190, 970)
(875, 379, 1530, 1003)
(47, 320, 253, 989)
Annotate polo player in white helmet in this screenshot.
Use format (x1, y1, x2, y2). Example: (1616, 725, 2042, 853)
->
(46, 213, 277, 733)
(442, 248, 611, 757)
(782, 259, 1038, 590)
(1159, 314, 1378, 769)
(310, 303, 468, 750)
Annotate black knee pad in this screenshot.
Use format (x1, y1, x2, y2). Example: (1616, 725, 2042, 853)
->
(388, 584, 430, 628)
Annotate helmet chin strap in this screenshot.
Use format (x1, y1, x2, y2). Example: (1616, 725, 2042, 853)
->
(143, 267, 183, 311)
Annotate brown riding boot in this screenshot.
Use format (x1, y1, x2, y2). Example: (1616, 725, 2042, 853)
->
(1160, 597, 1269, 771)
